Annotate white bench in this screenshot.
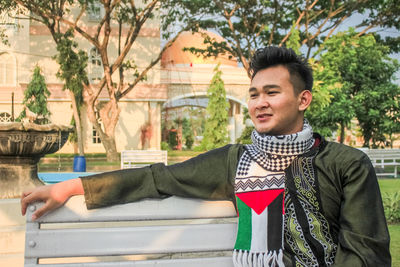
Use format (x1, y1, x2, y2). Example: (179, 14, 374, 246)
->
(24, 195, 237, 266)
(121, 150, 168, 169)
(360, 148, 400, 178)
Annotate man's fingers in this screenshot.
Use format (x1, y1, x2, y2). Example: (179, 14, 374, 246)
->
(32, 202, 51, 221)
(22, 190, 33, 198)
(21, 189, 34, 216)
(32, 200, 63, 221)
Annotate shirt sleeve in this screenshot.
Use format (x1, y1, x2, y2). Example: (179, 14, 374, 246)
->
(333, 152, 391, 266)
(81, 144, 243, 209)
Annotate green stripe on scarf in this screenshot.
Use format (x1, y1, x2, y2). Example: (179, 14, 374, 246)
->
(234, 196, 252, 250)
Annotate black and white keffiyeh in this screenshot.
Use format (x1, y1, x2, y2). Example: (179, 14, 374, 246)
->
(241, 120, 315, 172)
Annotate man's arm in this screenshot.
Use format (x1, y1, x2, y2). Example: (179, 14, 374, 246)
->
(333, 153, 391, 266)
(21, 178, 84, 220)
(21, 144, 244, 218)
(81, 144, 242, 209)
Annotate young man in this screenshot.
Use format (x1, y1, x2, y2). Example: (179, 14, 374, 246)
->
(21, 46, 390, 266)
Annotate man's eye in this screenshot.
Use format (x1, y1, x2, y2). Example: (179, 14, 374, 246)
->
(268, 91, 278, 95)
(250, 94, 258, 98)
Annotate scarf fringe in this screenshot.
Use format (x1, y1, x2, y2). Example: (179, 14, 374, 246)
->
(233, 249, 284, 267)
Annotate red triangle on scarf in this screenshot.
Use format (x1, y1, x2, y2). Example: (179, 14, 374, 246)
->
(236, 189, 284, 215)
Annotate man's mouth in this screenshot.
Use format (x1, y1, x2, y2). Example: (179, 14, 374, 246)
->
(256, 114, 271, 119)
(256, 114, 271, 121)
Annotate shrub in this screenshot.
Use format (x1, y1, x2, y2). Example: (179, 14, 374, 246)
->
(168, 129, 178, 149)
(383, 192, 400, 224)
(161, 141, 171, 151)
(236, 126, 254, 144)
(185, 135, 194, 149)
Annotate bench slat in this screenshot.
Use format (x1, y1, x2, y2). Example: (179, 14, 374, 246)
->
(26, 196, 237, 223)
(25, 256, 234, 267)
(121, 150, 167, 169)
(25, 223, 237, 258)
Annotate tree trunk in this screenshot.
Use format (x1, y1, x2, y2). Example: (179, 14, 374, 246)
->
(363, 134, 370, 148)
(84, 85, 120, 162)
(339, 122, 345, 144)
(69, 91, 84, 156)
(101, 135, 119, 162)
(390, 134, 394, 148)
(99, 99, 120, 162)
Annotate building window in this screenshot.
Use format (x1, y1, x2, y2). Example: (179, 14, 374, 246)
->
(92, 126, 101, 144)
(88, 47, 103, 83)
(0, 112, 11, 122)
(0, 12, 18, 32)
(0, 53, 16, 86)
(88, 2, 103, 21)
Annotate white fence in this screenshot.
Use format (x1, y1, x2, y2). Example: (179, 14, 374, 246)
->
(359, 148, 400, 178)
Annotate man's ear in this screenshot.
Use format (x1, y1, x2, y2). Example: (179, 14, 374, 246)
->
(298, 90, 312, 111)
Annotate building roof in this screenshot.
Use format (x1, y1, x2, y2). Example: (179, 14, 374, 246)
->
(161, 31, 238, 67)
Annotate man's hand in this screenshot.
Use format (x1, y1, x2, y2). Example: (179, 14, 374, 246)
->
(21, 178, 84, 220)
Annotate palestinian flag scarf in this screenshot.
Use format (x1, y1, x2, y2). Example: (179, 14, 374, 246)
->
(233, 120, 314, 267)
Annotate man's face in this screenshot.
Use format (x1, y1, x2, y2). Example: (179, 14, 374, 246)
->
(248, 65, 311, 135)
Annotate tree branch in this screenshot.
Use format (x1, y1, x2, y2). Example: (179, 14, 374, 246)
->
(279, 0, 319, 46)
(118, 27, 187, 99)
(215, 1, 250, 76)
(110, 0, 158, 74)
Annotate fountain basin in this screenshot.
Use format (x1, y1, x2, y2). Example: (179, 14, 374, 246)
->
(0, 122, 73, 198)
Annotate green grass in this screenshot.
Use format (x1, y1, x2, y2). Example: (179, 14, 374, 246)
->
(43, 153, 109, 158)
(379, 179, 400, 265)
(39, 151, 203, 169)
(379, 179, 400, 195)
(38, 151, 204, 171)
(389, 224, 400, 266)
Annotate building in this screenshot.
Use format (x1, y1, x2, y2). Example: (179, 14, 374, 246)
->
(0, 8, 249, 154)
(161, 31, 249, 145)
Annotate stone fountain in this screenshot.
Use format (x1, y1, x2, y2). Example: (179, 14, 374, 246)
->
(0, 122, 73, 198)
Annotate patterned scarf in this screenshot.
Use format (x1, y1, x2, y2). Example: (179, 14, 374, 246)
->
(233, 120, 314, 267)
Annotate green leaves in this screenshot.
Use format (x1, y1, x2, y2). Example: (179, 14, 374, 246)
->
(53, 29, 88, 108)
(200, 64, 230, 151)
(161, 0, 400, 75)
(17, 66, 51, 124)
(383, 192, 400, 224)
(286, 24, 301, 55)
(310, 29, 400, 147)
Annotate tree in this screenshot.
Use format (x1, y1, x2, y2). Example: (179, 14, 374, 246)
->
(169, 0, 400, 77)
(201, 64, 230, 150)
(53, 29, 88, 156)
(305, 58, 347, 138)
(17, 66, 51, 124)
(168, 1, 399, 139)
(174, 117, 194, 149)
(283, 25, 334, 136)
(8, 0, 190, 161)
(316, 29, 400, 147)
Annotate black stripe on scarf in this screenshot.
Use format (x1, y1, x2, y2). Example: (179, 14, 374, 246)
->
(267, 192, 284, 251)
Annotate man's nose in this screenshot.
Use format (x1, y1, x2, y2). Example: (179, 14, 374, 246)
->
(256, 94, 269, 109)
